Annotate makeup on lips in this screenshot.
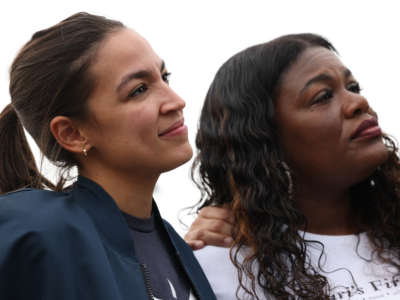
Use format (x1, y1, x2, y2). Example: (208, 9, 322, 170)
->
(158, 119, 188, 137)
(351, 118, 382, 140)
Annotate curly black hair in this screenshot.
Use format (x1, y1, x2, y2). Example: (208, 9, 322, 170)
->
(192, 33, 400, 299)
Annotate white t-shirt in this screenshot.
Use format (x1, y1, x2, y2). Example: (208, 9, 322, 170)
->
(195, 232, 400, 300)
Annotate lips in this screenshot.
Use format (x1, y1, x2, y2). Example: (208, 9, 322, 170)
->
(351, 118, 381, 140)
(158, 119, 186, 137)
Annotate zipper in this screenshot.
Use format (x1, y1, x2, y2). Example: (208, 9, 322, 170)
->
(140, 263, 155, 300)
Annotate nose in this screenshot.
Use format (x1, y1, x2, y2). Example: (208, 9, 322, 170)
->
(159, 85, 186, 115)
(342, 92, 370, 118)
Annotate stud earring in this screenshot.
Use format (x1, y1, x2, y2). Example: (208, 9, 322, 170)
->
(370, 178, 376, 188)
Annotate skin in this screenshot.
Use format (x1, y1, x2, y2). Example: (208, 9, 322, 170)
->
(185, 206, 234, 250)
(51, 28, 193, 218)
(185, 47, 389, 247)
(276, 47, 388, 234)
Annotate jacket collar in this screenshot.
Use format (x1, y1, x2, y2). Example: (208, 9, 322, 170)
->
(72, 176, 216, 299)
(73, 175, 137, 258)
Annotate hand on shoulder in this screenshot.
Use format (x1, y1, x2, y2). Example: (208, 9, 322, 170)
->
(184, 206, 234, 250)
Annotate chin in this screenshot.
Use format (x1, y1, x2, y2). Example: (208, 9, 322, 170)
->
(356, 144, 389, 182)
(372, 141, 390, 166)
(162, 145, 193, 172)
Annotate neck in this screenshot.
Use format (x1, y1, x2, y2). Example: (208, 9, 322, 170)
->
(295, 183, 358, 235)
(80, 164, 158, 219)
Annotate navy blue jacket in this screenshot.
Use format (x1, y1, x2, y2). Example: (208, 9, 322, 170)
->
(0, 176, 216, 300)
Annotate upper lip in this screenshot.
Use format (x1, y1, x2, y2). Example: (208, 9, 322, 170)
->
(351, 118, 379, 139)
(158, 119, 184, 136)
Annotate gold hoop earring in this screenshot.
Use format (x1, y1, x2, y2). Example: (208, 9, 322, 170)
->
(281, 161, 293, 199)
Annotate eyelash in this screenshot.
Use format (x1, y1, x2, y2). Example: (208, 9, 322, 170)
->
(311, 82, 362, 105)
(128, 84, 148, 98)
(312, 89, 333, 105)
(127, 72, 172, 99)
(162, 72, 171, 84)
(347, 82, 362, 94)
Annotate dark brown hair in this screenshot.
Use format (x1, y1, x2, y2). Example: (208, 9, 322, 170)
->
(0, 12, 124, 193)
(193, 33, 400, 299)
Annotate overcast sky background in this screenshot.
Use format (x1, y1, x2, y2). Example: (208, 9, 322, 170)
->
(1, 0, 399, 235)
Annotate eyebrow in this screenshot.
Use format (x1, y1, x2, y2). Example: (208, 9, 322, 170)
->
(116, 60, 166, 93)
(299, 68, 352, 96)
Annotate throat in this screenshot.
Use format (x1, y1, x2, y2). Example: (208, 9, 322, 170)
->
(80, 167, 158, 218)
(296, 189, 359, 235)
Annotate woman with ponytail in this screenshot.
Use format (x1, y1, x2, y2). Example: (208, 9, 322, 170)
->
(0, 105, 54, 192)
(185, 34, 400, 299)
(0, 12, 215, 300)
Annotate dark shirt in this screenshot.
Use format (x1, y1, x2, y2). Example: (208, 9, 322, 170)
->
(122, 212, 192, 299)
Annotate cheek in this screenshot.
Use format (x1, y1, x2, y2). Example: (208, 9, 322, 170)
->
(279, 114, 342, 169)
(128, 107, 158, 141)
(114, 105, 157, 134)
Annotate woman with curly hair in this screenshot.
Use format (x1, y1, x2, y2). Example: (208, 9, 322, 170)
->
(0, 12, 216, 300)
(185, 33, 400, 299)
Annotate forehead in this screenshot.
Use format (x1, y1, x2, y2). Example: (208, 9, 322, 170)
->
(280, 47, 347, 90)
(90, 28, 161, 86)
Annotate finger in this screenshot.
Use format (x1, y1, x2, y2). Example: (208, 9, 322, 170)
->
(199, 206, 234, 224)
(190, 217, 233, 237)
(185, 240, 205, 250)
(185, 230, 232, 248)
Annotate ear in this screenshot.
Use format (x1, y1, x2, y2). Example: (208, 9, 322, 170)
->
(50, 116, 91, 155)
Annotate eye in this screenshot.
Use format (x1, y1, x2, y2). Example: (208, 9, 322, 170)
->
(162, 72, 171, 84)
(311, 89, 333, 105)
(347, 82, 362, 94)
(128, 84, 148, 99)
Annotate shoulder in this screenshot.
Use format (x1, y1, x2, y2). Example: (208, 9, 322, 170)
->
(194, 245, 233, 269)
(0, 188, 68, 214)
(195, 246, 239, 299)
(0, 188, 93, 246)
(0, 188, 102, 280)
(0, 189, 108, 298)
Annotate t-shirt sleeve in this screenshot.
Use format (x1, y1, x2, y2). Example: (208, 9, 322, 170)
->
(195, 246, 241, 300)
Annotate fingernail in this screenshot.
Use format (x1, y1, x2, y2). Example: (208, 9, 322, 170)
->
(194, 241, 204, 249)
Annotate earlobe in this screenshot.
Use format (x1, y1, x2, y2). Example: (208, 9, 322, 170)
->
(50, 116, 90, 155)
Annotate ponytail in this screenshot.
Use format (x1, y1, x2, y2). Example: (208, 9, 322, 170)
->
(0, 104, 54, 194)
(3, 13, 124, 193)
